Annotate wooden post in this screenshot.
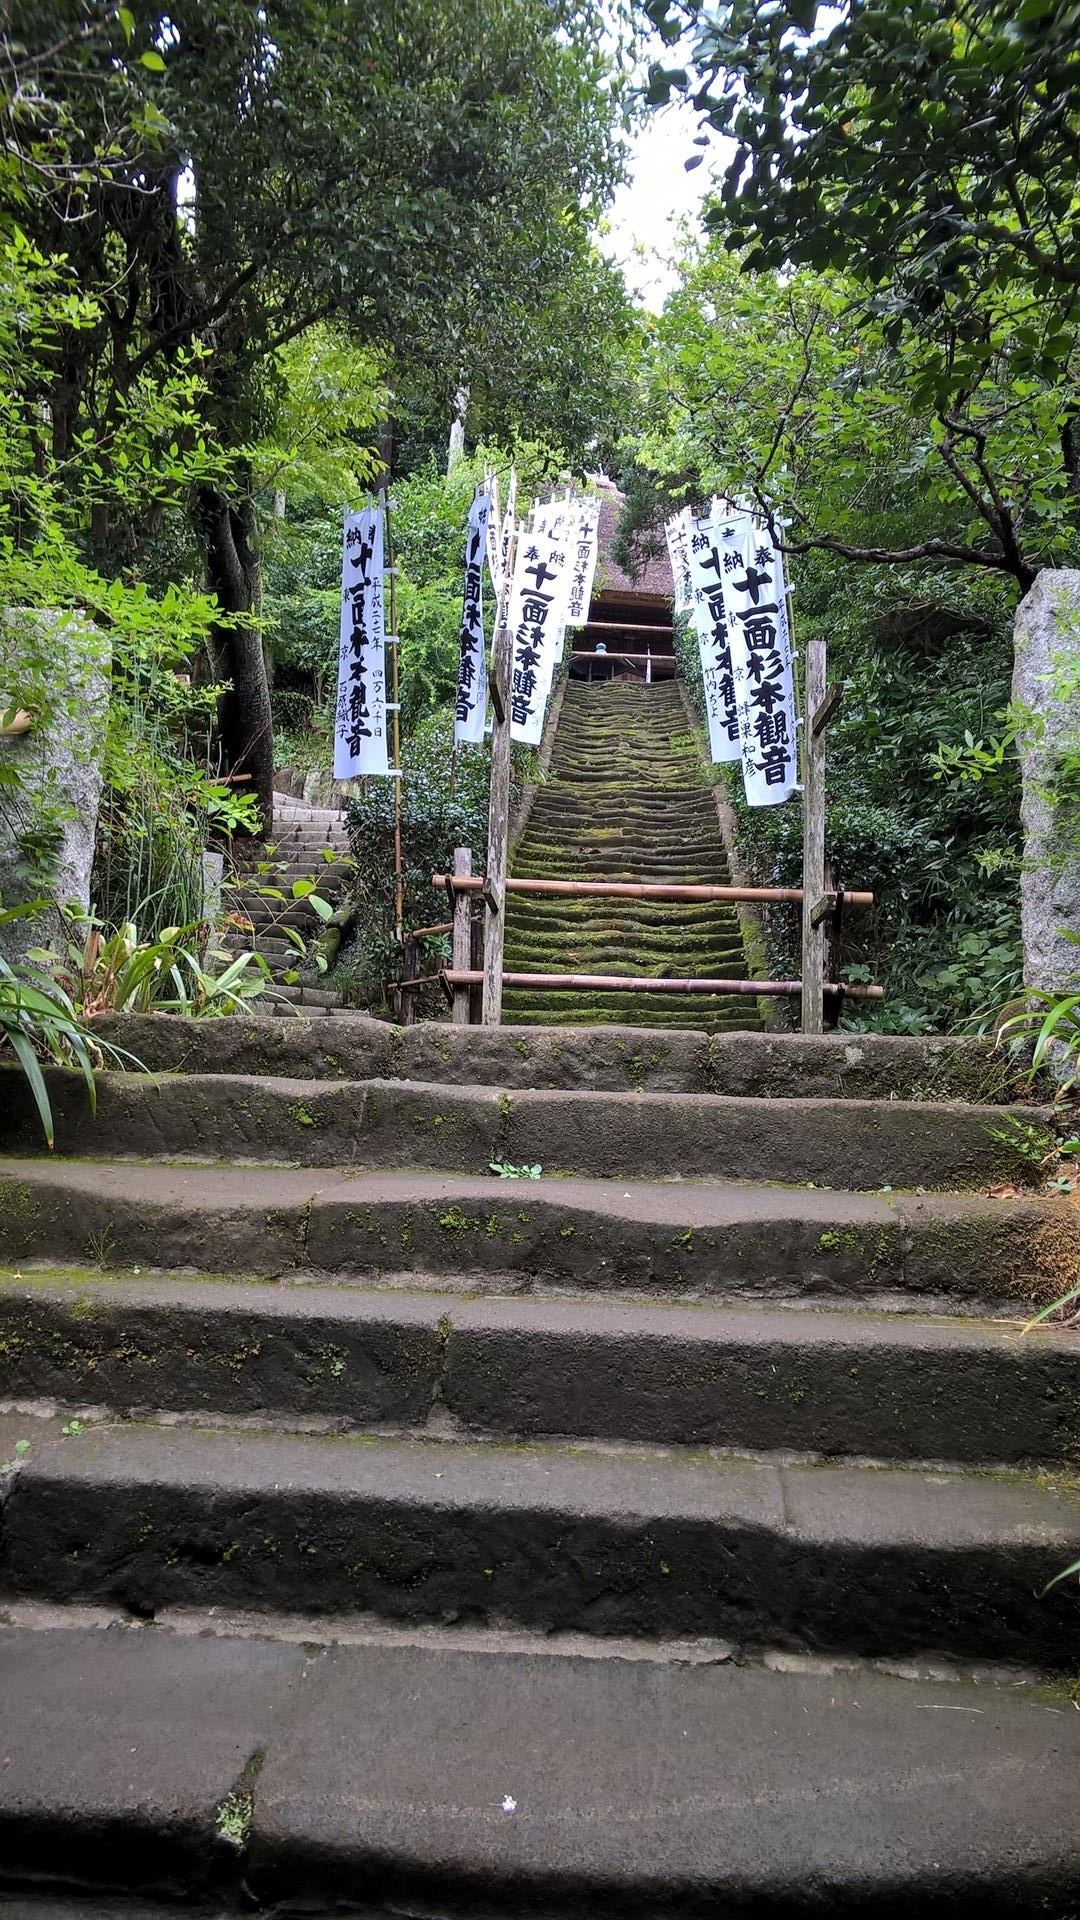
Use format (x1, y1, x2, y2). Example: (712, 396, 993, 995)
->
(801, 638, 827, 1034)
(451, 846, 473, 1026)
(823, 858, 844, 1031)
(482, 523, 517, 1026)
(399, 932, 419, 1028)
(469, 898, 484, 1024)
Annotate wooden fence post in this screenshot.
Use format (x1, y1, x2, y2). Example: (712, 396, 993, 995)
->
(399, 933, 419, 1027)
(469, 898, 484, 1025)
(801, 638, 827, 1035)
(451, 846, 473, 1027)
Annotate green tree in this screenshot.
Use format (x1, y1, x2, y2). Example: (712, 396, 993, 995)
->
(7, 0, 631, 824)
(632, 242, 1080, 585)
(644, 0, 1080, 585)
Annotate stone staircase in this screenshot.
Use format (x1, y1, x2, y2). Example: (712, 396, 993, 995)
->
(222, 796, 353, 1016)
(1, 1017, 1080, 1914)
(503, 679, 761, 1030)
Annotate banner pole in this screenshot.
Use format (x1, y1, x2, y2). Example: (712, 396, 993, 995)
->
(800, 636, 827, 1034)
(382, 489, 405, 945)
(482, 520, 518, 1026)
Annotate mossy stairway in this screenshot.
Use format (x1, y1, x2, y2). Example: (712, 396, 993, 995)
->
(503, 679, 761, 1030)
(1, 1015, 1080, 1915)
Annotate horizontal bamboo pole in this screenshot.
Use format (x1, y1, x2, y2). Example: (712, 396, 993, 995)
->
(440, 969, 884, 1001)
(433, 874, 874, 910)
(408, 922, 452, 939)
(579, 620, 675, 636)
(570, 651, 676, 663)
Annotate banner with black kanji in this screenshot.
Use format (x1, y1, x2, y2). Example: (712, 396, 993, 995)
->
(505, 528, 571, 747)
(454, 482, 494, 746)
(719, 516, 799, 807)
(333, 506, 389, 778)
(686, 510, 746, 764)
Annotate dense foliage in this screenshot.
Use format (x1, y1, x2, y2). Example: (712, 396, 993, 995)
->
(5, 0, 636, 821)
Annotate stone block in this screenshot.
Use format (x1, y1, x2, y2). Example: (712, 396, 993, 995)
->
(1012, 570, 1080, 991)
(0, 610, 110, 962)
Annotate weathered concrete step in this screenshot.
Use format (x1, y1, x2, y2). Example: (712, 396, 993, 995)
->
(3, 1624, 1077, 1917)
(84, 1016, 1026, 1102)
(235, 861, 352, 888)
(231, 902, 330, 929)
(261, 985, 344, 1009)
(222, 932, 301, 957)
(3, 1420, 1078, 1660)
(0, 1162, 1070, 1312)
(0, 1069, 1048, 1189)
(3, 1273, 1078, 1464)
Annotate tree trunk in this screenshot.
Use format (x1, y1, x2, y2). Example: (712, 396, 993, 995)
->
(198, 481, 275, 835)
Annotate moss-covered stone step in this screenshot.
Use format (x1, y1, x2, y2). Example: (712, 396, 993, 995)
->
(501, 992, 760, 1032)
(504, 900, 749, 931)
(504, 932, 749, 965)
(0, 1068, 1048, 1189)
(3, 1624, 1079, 1917)
(507, 681, 757, 1031)
(3, 1272, 1079, 1465)
(0, 1161, 1073, 1313)
(83, 1016, 1027, 1101)
(4, 1416, 1079, 1662)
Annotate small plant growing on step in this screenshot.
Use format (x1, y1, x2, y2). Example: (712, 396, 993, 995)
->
(986, 1115, 1057, 1176)
(0, 1438, 29, 1473)
(489, 1160, 542, 1179)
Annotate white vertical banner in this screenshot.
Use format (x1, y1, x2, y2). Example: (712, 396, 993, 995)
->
(492, 468, 518, 602)
(564, 498, 601, 626)
(664, 508, 695, 616)
(516, 498, 572, 724)
(454, 482, 494, 746)
(333, 505, 388, 778)
(506, 528, 571, 746)
(721, 517, 799, 807)
(687, 511, 748, 764)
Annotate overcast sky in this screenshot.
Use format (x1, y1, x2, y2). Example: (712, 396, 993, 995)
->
(601, 96, 717, 311)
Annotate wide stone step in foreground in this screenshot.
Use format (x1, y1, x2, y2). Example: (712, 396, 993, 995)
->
(1, 1017, 1079, 1913)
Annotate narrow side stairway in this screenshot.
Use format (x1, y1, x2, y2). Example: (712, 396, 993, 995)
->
(503, 679, 761, 1030)
(223, 797, 353, 1016)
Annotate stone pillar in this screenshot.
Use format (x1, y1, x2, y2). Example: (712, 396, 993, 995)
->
(0, 611, 110, 964)
(1012, 570, 1080, 991)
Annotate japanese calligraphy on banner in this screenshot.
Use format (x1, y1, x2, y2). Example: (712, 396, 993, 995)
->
(454, 482, 494, 746)
(333, 506, 388, 778)
(488, 468, 516, 601)
(664, 508, 695, 616)
(686, 512, 747, 765)
(505, 528, 570, 746)
(564, 498, 601, 626)
(720, 516, 799, 807)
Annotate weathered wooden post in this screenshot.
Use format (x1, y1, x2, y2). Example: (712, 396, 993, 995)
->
(801, 646, 844, 1034)
(451, 846, 473, 1026)
(469, 898, 484, 1024)
(399, 933, 419, 1028)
